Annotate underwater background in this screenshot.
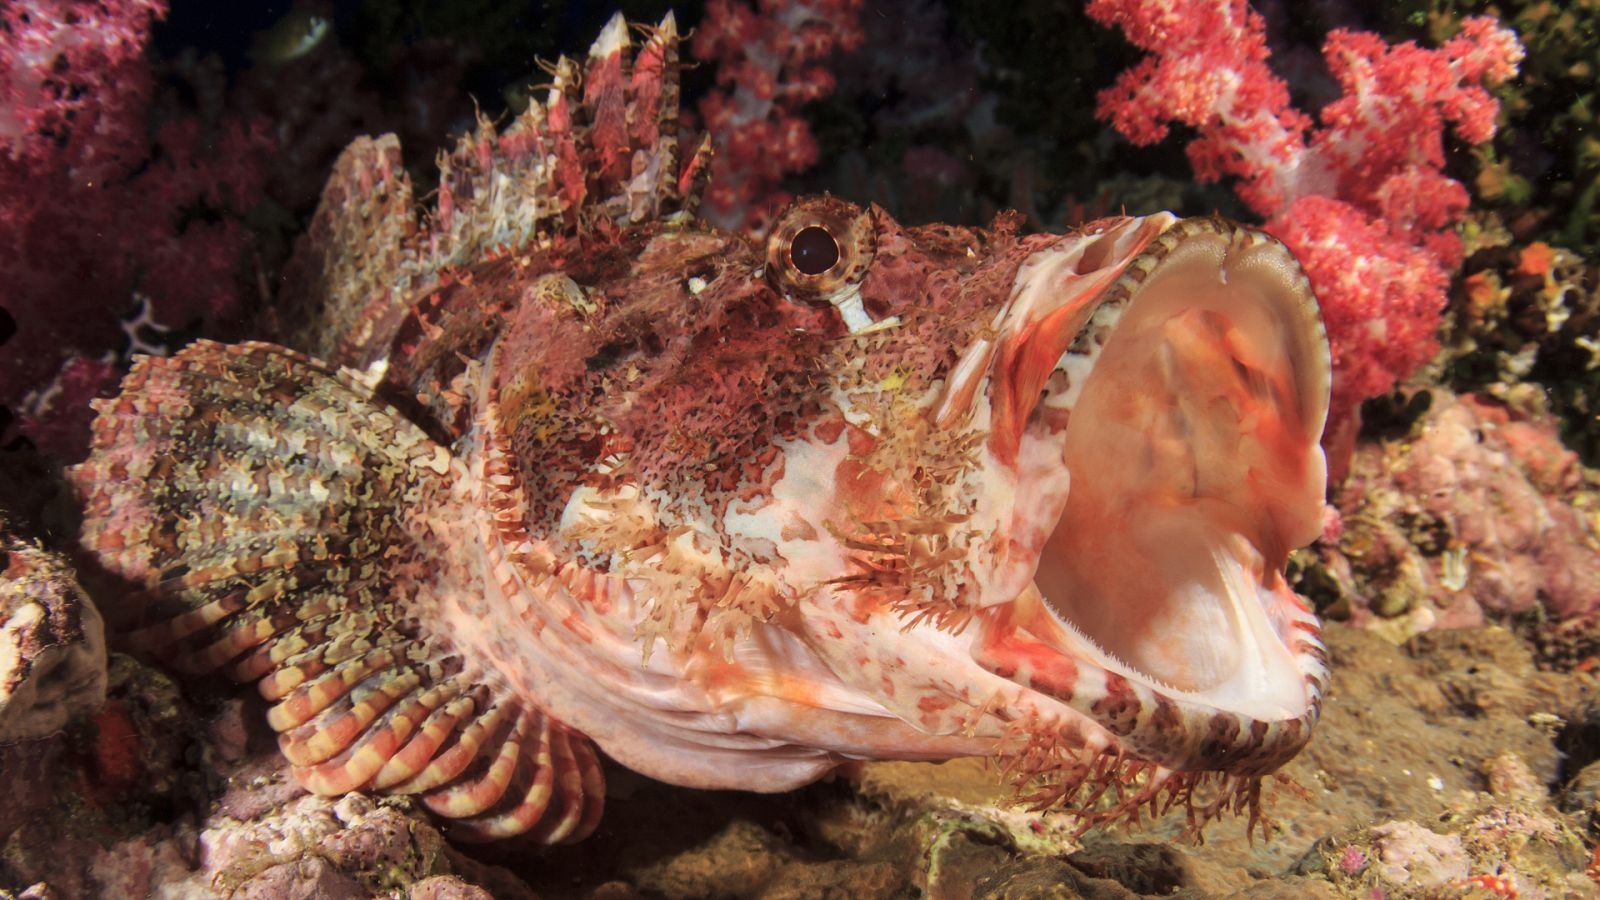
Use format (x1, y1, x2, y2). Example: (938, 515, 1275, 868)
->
(2, 0, 1599, 896)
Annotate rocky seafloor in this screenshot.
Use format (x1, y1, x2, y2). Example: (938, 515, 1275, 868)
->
(2, 608, 1598, 899)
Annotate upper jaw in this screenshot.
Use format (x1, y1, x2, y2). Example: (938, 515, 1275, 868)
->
(932, 213, 1180, 445)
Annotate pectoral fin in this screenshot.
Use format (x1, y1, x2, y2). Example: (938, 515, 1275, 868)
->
(71, 340, 602, 842)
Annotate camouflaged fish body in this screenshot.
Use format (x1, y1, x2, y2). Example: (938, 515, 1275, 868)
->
(72, 15, 1333, 843)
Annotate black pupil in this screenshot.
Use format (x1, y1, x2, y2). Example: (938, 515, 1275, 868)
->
(791, 226, 840, 276)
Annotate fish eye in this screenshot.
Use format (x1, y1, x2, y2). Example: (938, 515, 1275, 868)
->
(765, 197, 875, 304)
(790, 226, 840, 276)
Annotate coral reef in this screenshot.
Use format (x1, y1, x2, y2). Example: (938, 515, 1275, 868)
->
(1445, 211, 1600, 467)
(691, 0, 865, 230)
(1383, 0, 1600, 259)
(1088, 0, 1523, 432)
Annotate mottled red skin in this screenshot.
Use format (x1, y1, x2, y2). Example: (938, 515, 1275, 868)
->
(377, 207, 1053, 548)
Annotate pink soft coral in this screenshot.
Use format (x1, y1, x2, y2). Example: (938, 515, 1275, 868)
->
(1088, 0, 1523, 431)
(691, 0, 864, 232)
(0, 0, 269, 457)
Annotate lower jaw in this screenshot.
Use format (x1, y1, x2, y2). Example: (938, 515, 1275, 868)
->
(969, 591, 1322, 778)
(1007, 562, 1314, 712)
(1025, 491, 1320, 707)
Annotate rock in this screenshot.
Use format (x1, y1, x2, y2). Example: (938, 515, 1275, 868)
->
(72, 791, 505, 898)
(408, 875, 497, 900)
(229, 857, 370, 900)
(1485, 751, 1547, 806)
(1324, 388, 1600, 636)
(0, 519, 106, 743)
(761, 860, 903, 900)
(0, 648, 523, 899)
(1227, 880, 1339, 899)
(1560, 759, 1600, 830)
(214, 754, 311, 823)
(437, 848, 541, 900)
(973, 858, 1136, 900)
(0, 884, 58, 900)
(1067, 841, 1264, 897)
(626, 819, 793, 899)
(1308, 803, 1596, 898)
(1368, 820, 1470, 889)
(0, 737, 59, 844)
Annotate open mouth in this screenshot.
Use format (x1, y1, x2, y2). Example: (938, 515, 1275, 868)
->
(1023, 221, 1329, 722)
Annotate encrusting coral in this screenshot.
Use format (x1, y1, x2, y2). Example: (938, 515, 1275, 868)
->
(1301, 387, 1600, 639)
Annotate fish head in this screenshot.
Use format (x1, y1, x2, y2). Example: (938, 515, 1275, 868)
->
(736, 199, 1331, 777)
(485, 196, 1329, 805)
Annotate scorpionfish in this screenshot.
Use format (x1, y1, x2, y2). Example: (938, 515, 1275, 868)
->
(71, 15, 1331, 844)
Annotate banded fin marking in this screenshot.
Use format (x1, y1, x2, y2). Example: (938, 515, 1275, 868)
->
(455, 724, 557, 840)
(441, 708, 605, 843)
(422, 707, 533, 818)
(387, 695, 510, 795)
(71, 339, 603, 843)
(373, 691, 476, 789)
(527, 728, 603, 844)
(279, 662, 422, 766)
(269, 644, 403, 733)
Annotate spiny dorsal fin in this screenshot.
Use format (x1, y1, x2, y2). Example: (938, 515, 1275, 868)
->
(70, 340, 602, 842)
(426, 11, 694, 264)
(275, 13, 698, 371)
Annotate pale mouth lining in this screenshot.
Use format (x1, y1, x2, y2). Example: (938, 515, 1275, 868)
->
(1028, 230, 1327, 721)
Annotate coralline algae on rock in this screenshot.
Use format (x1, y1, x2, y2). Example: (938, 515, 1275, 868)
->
(1314, 387, 1600, 638)
(1368, 820, 1471, 889)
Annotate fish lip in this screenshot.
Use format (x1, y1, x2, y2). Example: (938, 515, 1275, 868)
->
(971, 216, 1332, 775)
(980, 213, 1182, 462)
(932, 213, 1180, 435)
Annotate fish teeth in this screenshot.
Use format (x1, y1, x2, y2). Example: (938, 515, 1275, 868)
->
(1040, 594, 1183, 696)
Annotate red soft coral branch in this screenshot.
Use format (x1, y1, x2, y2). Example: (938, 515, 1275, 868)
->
(691, 0, 864, 232)
(0, 0, 270, 457)
(0, 0, 165, 168)
(1088, 0, 1523, 428)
